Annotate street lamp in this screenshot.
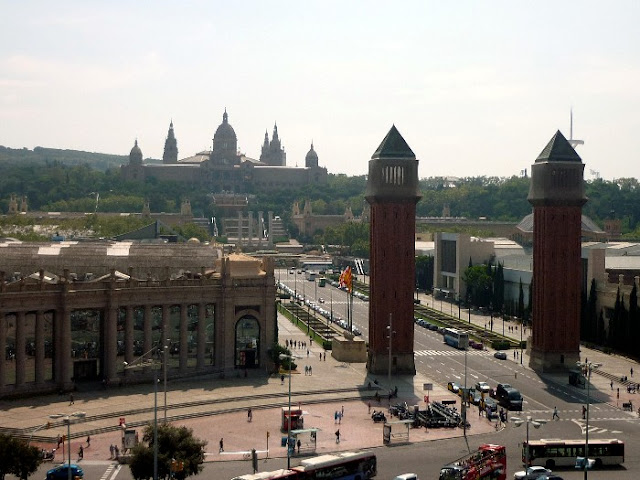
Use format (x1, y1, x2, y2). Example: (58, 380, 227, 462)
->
(386, 314, 395, 384)
(577, 361, 601, 479)
(124, 347, 166, 480)
(279, 354, 294, 469)
(510, 415, 547, 471)
(48, 411, 86, 480)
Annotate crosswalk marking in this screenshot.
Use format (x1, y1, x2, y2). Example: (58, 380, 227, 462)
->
(414, 349, 490, 357)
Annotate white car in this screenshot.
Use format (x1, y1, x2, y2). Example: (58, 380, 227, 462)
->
(513, 466, 553, 480)
(475, 381, 491, 393)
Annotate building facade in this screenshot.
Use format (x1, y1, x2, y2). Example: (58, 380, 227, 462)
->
(121, 111, 328, 192)
(365, 126, 421, 376)
(0, 241, 276, 398)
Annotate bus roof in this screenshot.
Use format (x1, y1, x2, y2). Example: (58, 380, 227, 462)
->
(231, 469, 296, 479)
(297, 451, 372, 470)
(528, 438, 622, 446)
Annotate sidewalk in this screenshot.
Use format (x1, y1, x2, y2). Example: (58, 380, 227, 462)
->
(0, 313, 496, 464)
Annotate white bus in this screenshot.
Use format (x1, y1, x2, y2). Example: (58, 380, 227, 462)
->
(524, 438, 625, 469)
(442, 328, 469, 350)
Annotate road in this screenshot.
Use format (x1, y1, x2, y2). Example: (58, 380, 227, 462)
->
(277, 271, 640, 479)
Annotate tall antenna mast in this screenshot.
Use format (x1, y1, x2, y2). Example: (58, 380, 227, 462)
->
(568, 108, 584, 149)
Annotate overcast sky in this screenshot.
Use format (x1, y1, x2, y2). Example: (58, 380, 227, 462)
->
(2, 1, 639, 180)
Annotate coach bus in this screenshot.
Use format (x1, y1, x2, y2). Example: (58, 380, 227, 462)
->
(231, 451, 377, 480)
(442, 328, 469, 350)
(523, 438, 624, 469)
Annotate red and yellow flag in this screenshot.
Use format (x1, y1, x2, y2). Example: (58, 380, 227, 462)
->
(339, 266, 353, 292)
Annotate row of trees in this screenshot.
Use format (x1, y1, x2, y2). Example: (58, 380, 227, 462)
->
(582, 280, 640, 358)
(3, 153, 640, 240)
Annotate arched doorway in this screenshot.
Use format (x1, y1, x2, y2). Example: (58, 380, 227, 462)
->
(235, 316, 260, 369)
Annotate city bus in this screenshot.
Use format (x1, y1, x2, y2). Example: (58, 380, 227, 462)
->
(442, 328, 469, 350)
(318, 277, 326, 287)
(523, 438, 625, 469)
(231, 451, 376, 480)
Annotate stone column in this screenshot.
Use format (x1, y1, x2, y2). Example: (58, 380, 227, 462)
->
(179, 305, 188, 373)
(247, 211, 254, 247)
(162, 305, 170, 345)
(104, 307, 118, 383)
(267, 211, 274, 248)
(58, 307, 72, 388)
(237, 212, 243, 248)
(143, 305, 153, 354)
(257, 211, 264, 248)
(35, 311, 45, 384)
(125, 306, 134, 365)
(15, 311, 26, 386)
(0, 314, 5, 389)
(196, 303, 206, 369)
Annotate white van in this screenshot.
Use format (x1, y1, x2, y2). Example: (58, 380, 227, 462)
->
(393, 475, 418, 480)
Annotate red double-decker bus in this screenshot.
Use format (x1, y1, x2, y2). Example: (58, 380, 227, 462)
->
(439, 444, 507, 480)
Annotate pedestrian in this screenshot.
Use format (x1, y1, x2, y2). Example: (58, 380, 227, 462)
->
(513, 351, 516, 359)
(297, 439, 301, 454)
(582, 405, 586, 419)
(611, 380, 614, 390)
(632, 367, 634, 378)
(281, 374, 285, 385)
(78, 446, 83, 460)
(307, 349, 310, 357)
(57, 435, 62, 448)
(86, 435, 91, 447)
(286, 339, 289, 348)
(309, 366, 312, 375)
(335, 429, 340, 443)
(338, 412, 342, 424)
(114, 445, 119, 459)
(69, 392, 74, 405)
(109, 444, 114, 459)
(552, 406, 559, 420)
(247, 408, 252, 422)
(368, 402, 371, 414)
(304, 365, 308, 375)
(219, 438, 224, 453)
(334, 411, 338, 424)
(341, 405, 344, 417)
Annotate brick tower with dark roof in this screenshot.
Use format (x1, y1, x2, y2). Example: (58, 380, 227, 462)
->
(527, 130, 587, 372)
(365, 126, 421, 375)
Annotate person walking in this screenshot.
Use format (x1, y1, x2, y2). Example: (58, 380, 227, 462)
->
(552, 406, 559, 420)
(78, 446, 83, 460)
(611, 380, 614, 390)
(86, 435, 91, 447)
(110, 444, 115, 459)
(297, 439, 301, 454)
(247, 408, 252, 422)
(335, 429, 340, 443)
(309, 366, 312, 375)
(69, 392, 74, 405)
(582, 405, 586, 419)
(219, 438, 224, 453)
(368, 402, 371, 414)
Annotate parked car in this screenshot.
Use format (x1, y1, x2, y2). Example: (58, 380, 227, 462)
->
(46, 464, 84, 480)
(494, 351, 508, 360)
(513, 466, 553, 480)
(483, 396, 499, 418)
(467, 388, 482, 406)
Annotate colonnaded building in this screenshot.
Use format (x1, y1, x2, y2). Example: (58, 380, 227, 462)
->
(0, 240, 276, 398)
(121, 110, 328, 191)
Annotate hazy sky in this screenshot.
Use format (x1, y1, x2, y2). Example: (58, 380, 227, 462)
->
(2, 1, 639, 180)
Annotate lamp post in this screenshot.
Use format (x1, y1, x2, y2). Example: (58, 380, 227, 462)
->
(577, 361, 601, 479)
(386, 314, 395, 384)
(124, 348, 164, 480)
(511, 415, 547, 471)
(48, 411, 86, 480)
(163, 339, 169, 423)
(462, 332, 468, 437)
(279, 354, 293, 469)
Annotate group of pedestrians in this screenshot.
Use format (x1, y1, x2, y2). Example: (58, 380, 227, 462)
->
(109, 444, 120, 459)
(334, 405, 345, 424)
(286, 339, 309, 350)
(304, 365, 313, 375)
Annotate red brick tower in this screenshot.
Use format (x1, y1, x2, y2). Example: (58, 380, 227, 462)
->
(365, 126, 421, 375)
(528, 130, 587, 372)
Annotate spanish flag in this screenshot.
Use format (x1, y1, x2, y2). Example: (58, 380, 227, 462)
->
(339, 266, 353, 292)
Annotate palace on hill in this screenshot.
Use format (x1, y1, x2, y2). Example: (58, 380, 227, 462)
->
(121, 110, 328, 192)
